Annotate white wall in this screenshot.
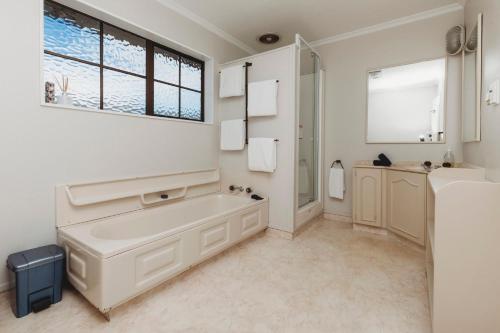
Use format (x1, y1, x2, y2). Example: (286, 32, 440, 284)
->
(319, 11, 464, 217)
(463, 0, 500, 181)
(0, 0, 247, 290)
(219, 46, 297, 232)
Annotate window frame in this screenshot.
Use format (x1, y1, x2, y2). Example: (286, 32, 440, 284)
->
(43, 0, 205, 122)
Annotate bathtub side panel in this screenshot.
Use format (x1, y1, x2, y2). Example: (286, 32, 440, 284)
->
(58, 235, 104, 310)
(191, 201, 269, 265)
(101, 233, 192, 310)
(239, 202, 269, 238)
(59, 198, 269, 313)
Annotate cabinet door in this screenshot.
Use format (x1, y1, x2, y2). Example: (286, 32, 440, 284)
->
(386, 170, 426, 245)
(353, 168, 382, 227)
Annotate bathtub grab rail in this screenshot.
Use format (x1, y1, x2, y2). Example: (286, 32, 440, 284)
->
(140, 186, 188, 205)
(65, 179, 216, 207)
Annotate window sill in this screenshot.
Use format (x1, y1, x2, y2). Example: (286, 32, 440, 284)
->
(41, 102, 213, 125)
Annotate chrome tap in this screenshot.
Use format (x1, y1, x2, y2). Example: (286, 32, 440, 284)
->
(229, 185, 244, 192)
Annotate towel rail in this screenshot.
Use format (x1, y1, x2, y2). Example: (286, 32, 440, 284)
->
(331, 160, 344, 169)
(244, 62, 252, 144)
(219, 63, 280, 144)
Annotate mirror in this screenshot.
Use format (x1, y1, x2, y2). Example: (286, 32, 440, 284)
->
(462, 13, 482, 142)
(366, 58, 447, 143)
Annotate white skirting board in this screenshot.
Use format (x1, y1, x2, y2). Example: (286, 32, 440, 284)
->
(323, 212, 353, 223)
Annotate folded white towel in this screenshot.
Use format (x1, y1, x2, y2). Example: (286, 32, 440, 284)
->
(220, 119, 245, 151)
(219, 65, 245, 98)
(329, 167, 345, 200)
(248, 138, 277, 173)
(248, 80, 278, 117)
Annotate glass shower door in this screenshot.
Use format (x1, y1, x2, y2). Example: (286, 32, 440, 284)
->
(298, 38, 320, 208)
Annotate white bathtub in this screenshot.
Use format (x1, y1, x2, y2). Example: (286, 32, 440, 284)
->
(58, 193, 269, 315)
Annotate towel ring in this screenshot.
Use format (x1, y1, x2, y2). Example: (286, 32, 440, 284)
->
(331, 160, 344, 169)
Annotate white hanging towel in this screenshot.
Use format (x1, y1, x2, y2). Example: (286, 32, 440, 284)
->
(219, 65, 245, 98)
(248, 138, 277, 173)
(329, 167, 345, 199)
(220, 119, 245, 151)
(248, 80, 278, 117)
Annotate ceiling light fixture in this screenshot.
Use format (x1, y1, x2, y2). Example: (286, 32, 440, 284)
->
(258, 33, 280, 44)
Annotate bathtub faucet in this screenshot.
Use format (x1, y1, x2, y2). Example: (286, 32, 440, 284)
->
(229, 185, 244, 192)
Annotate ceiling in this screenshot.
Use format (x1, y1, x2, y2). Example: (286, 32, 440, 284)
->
(160, 0, 464, 53)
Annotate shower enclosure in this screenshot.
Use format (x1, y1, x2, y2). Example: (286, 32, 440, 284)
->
(297, 35, 321, 209)
(219, 34, 323, 234)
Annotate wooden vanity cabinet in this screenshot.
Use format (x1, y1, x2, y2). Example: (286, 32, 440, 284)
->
(353, 168, 382, 227)
(385, 170, 426, 245)
(353, 166, 426, 245)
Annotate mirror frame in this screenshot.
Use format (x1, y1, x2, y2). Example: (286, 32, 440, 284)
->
(365, 57, 448, 144)
(462, 13, 483, 143)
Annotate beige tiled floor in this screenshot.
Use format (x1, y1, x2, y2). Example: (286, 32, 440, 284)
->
(0, 219, 430, 333)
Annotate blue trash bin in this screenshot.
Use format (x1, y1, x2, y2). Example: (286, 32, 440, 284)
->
(6, 245, 65, 318)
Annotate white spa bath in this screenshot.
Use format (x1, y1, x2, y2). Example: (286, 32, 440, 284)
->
(57, 192, 269, 315)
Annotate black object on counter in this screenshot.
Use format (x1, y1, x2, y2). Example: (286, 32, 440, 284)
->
(6, 245, 65, 318)
(378, 153, 392, 166)
(251, 194, 264, 200)
(442, 162, 452, 168)
(373, 153, 392, 167)
(373, 160, 390, 167)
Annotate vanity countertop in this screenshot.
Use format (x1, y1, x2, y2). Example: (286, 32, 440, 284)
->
(353, 161, 430, 174)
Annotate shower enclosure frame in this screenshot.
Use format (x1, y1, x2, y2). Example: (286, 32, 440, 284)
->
(293, 34, 325, 230)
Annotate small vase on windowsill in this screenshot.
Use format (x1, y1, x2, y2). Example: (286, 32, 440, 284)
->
(57, 93, 74, 106)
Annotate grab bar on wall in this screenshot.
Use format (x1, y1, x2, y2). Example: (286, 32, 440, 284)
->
(140, 186, 188, 205)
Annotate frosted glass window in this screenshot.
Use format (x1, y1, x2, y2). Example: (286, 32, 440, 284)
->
(44, 53, 100, 109)
(103, 70, 146, 115)
(181, 89, 201, 120)
(103, 24, 146, 75)
(153, 46, 203, 121)
(44, 1, 100, 63)
(42, 0, 204, 121)
(154, 83, 179, 117)
(154, 47, 179, 84)
(181, 58, 202, 91)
